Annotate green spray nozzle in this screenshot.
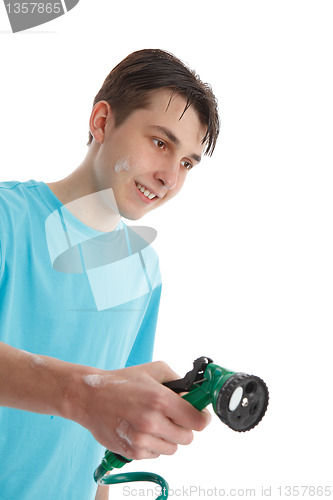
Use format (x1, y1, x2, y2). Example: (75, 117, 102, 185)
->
(164, 357, 269, 432)
(93, 357, 269, 497)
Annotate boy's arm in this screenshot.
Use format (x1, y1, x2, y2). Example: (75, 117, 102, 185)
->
(94, 485, 109, 500)
(0, 341, 211, 460)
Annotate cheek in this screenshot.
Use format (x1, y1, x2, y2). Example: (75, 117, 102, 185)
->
(175, 171, 188, 193)
(113, 158, 132, 174)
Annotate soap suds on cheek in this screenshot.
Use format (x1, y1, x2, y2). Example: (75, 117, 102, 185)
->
(114, 158, 132, 173)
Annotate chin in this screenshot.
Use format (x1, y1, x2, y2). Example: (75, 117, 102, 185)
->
(119, 208, 145, 221)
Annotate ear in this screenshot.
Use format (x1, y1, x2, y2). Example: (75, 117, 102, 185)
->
(89, 101, 114, 144)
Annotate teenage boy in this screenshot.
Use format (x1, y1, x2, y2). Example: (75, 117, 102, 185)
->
(0, 49, 220, 500)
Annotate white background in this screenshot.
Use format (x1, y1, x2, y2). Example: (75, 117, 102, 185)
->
(1, 1, 332, 498)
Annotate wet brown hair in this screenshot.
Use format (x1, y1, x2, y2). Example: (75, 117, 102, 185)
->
(87, 49, 220, 156)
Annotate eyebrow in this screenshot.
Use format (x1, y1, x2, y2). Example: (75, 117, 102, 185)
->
(151, 125, 202, 163)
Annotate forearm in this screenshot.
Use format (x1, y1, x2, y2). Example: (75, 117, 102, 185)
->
(0, 341, 96, 421)
(94, 485, 109, 500)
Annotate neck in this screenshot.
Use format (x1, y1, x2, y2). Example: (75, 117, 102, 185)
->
(47, 148, 121, 233)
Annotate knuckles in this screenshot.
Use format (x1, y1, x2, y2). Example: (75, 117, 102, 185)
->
(131, 448, 152, 461)
(151, 360, 170, 372)
(130, 431, 148, 450)
(193, 413, 211, 432)
(149, 391, 168, 413)
(134, 410, 161, 436)
(182, 430, 194, 445)
(165, 443, 178, 455)
(150, 360, 173, 380)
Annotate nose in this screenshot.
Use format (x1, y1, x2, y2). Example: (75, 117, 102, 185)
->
(154, 162, 179, 190)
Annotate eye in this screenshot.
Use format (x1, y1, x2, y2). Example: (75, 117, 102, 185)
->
(153, 139, 166, 151)
(181, 160, 193, 171)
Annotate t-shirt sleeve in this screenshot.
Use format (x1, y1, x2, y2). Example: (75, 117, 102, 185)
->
(125, 283, 162, 367)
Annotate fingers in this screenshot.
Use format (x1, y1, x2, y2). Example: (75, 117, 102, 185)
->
(135, 409, 195, 446)
(113, 415, 179, 459)
(117, 403, 211, 460)
(118, 424, 179, 460)
(157, 387, 211, 432)
(138, 361, 212, 432)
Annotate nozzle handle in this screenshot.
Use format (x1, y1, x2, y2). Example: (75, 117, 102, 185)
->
(163, 356, 213, 393)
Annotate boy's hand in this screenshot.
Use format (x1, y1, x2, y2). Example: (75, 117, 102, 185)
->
(73, 361, 211, 460)
(0, 344, 210, 461)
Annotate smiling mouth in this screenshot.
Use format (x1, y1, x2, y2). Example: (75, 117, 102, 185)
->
(135, 182, 158, 200)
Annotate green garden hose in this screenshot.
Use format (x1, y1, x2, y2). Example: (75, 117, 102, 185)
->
(95, 470, 168, 498)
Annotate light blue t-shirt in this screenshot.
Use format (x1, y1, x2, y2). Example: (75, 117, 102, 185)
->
(0, 180, 162, 500)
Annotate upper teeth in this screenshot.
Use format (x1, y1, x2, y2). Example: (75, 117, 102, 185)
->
(136, 183, 156, 200)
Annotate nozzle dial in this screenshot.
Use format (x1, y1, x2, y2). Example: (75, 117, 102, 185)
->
(215, 374, 269, 432)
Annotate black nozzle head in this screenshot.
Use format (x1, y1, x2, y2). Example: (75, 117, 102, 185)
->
(215, 374, 269, 432)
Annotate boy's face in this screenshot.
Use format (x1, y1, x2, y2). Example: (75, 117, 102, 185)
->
(92, 89, 206, 220)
